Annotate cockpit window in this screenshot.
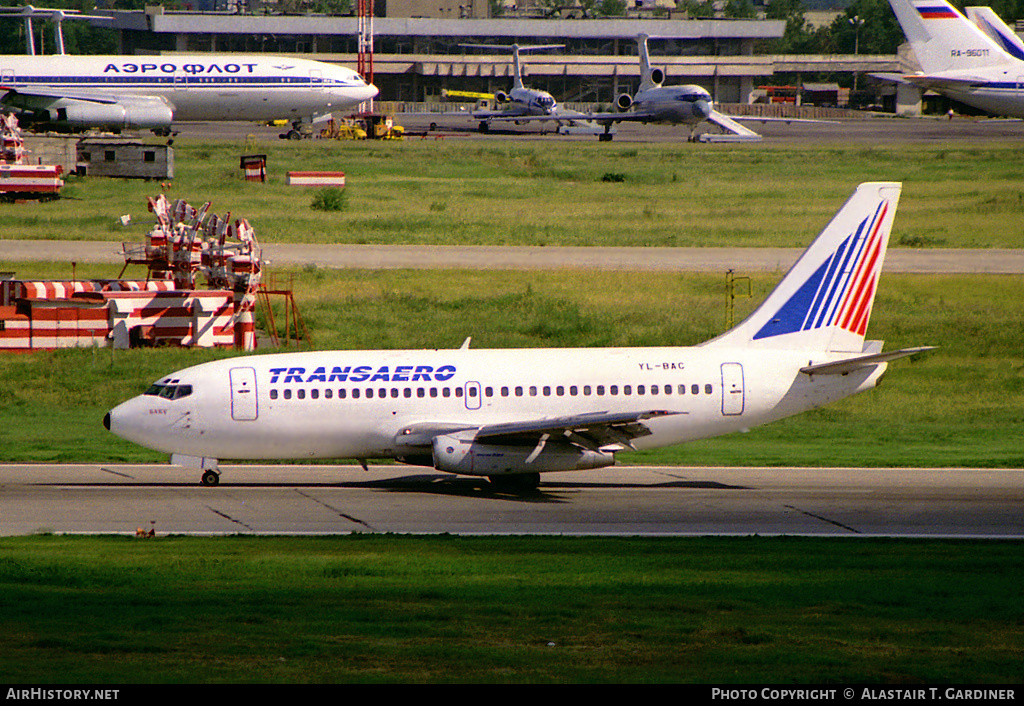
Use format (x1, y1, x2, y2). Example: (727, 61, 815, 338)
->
(145, 383, 193, 400)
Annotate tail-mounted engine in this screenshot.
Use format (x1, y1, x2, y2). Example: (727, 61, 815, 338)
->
(494, 91, 510, 103)
(647, 67, 665, 87)
(616, 93, 634, 111)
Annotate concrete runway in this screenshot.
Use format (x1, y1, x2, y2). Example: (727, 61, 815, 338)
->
(3, 240, 1023, 274)
(171, 112, 1024, 144)
(1, 464, 1021, 538)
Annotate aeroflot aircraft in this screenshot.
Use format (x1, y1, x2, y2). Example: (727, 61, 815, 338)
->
(579, 35, 829, 142)
(0, 54, 378, 135)
(106, 183, 931, 489)
(882, 0, 1024, 118)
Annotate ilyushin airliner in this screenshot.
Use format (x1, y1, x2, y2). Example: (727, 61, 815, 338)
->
(105, 182, 931, 488)
(0, 54, 378, 135)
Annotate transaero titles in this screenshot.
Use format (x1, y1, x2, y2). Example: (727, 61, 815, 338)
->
(710, 687, 1016, 701)
(268, 365, 457, 385)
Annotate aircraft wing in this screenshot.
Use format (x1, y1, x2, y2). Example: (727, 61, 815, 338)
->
(476, 410, 679, 450)
(0, 86, 174, 131)
(571, 108, 662, 124)
(397, 410, 680, 452)
(471, 108, 531, 120)
(1, 85, 126, 106)
(870, 72, 989, 89)
(699, 110, 764, 142)
(471, 108, 589, 123)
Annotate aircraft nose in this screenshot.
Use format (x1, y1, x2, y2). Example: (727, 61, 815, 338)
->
(694, 99, 712, 120)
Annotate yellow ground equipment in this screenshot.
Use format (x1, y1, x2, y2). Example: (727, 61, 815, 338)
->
(320, 118, 368, 140)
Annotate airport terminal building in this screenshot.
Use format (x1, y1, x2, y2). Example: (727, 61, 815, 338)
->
(100, 6, 898, 107)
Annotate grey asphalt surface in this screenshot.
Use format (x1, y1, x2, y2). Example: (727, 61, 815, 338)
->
(2, 464, 1021, 537)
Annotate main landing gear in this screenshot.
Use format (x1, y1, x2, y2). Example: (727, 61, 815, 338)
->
(201, 470, 221, 486)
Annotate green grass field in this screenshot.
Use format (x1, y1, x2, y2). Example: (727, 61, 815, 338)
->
(0, 267, 1020, 467)
(2, 138, 1021, 465)
(6, 137, 1024, 248)
(1, 136, 1022, 685)
(0, 535, 1021, 684)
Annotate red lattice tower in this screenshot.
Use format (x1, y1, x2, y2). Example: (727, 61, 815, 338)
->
(357, 0, 374, 109)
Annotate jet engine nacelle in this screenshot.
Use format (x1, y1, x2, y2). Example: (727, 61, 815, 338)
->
(431, 432, 615, 476)
(49, 96, 174, 132)
(494, 91, 510, 104)
(616, 93, 634, 111)
(647, 68, 665, 86)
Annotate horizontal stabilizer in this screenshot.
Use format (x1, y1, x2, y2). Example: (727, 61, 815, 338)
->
(800, 346, 936, 375)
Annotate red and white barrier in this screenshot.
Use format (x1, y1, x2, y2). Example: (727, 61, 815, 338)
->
(106, 291, 236, 349)
(286, 171, 345, 187)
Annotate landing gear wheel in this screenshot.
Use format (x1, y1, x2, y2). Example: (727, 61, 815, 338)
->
(201, 470, 220, 486)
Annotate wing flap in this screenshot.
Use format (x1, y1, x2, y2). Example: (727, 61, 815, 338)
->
(396, 410, 680, 453)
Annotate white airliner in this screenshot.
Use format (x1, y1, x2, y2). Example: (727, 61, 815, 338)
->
(463, 44, 563, 132)
(0, 54, 378, 135)
(106, 182, 931, 489)
(459, 44, 604, 136)
(581, 35, 831, 142)
(881, 0, 1024, 118)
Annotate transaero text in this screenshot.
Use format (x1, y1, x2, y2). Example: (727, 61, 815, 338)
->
(268, 365, 457, 384)
(710, 687, 1016, 700)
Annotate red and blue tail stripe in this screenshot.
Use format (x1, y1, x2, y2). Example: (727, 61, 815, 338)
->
(754, 201, 889, 341)
(914, 3, 960, 19)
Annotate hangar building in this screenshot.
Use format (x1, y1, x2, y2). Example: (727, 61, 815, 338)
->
(99, 6, 898, 107)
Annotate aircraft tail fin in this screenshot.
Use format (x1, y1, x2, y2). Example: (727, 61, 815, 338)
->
(702, 182, 902, 353)
(636, 34, 664, 91)
(887, 0, 1017, 74)
(965, 6, 1024, 61)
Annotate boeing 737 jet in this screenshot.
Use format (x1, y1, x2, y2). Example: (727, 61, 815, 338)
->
(882, 0, 1024, 118)
(106, 182, 931, 489)
(0, 54, 378, 135)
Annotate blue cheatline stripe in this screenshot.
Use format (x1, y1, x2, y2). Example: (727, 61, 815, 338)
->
(7, 76, 360, 89)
